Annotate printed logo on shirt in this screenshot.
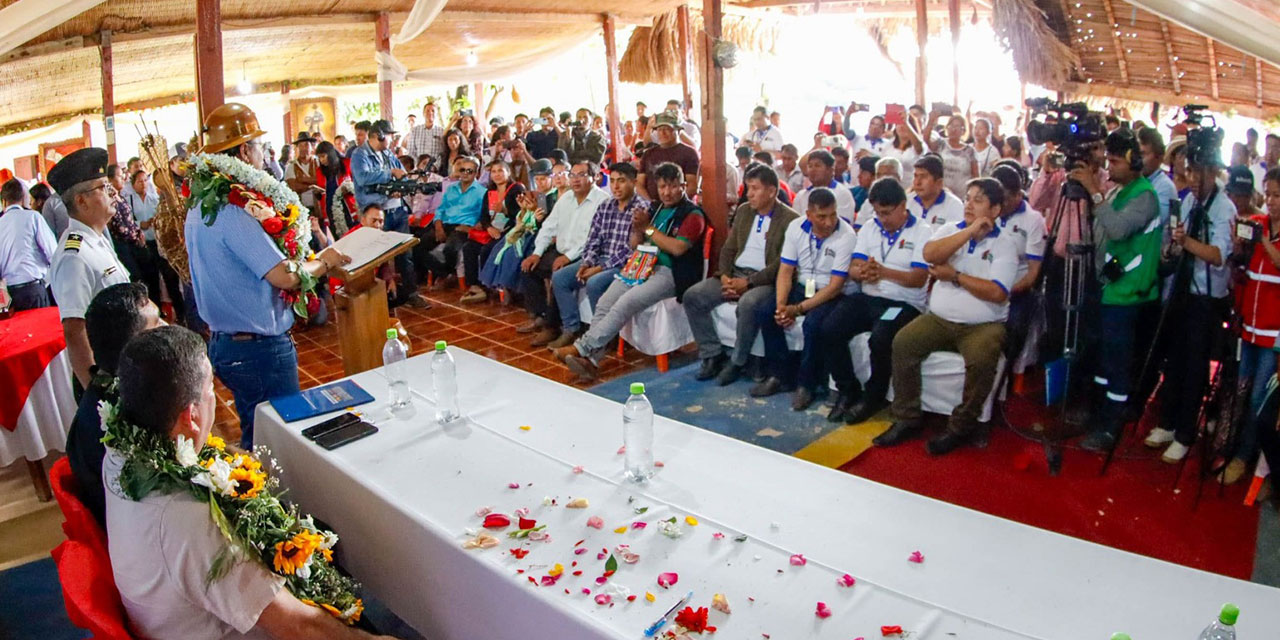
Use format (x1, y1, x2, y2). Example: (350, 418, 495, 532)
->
(900, 240, 914, 250)
(930, 215, 945, 226)
(824, 247, 836, 258)
(981, 250, 993, 263)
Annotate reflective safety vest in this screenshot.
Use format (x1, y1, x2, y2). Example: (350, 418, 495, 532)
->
(1238, 213, 1280, 349)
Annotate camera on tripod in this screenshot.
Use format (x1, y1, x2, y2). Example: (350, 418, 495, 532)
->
(1180, 104, 1225, 168)
(1024, 98, 1106, 171)
(369, 165, 442, 198)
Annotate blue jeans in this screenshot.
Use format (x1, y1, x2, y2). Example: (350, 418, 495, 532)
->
(552, 263, 620, 333)
(209, 333, 300, 449)
(756, 288, 842, 388)
(1236, 341, 1279, 460)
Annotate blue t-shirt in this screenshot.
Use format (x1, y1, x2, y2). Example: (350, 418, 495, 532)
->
(185, 203, 292, 335)
(438, 181, 487, 226)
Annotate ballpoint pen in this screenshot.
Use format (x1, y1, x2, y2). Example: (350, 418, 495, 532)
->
(643, 590, 693, 637)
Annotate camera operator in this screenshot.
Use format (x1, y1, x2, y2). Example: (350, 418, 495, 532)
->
(350, 119, 429, 309)
(558, 108, 606, 165)
(1140, 127, 1236, 462)
(1220, 167, 1280, 482)
(1074, 131, 1163, 452)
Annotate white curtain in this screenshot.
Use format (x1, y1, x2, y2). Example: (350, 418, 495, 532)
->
(0, 0, 108, 58)
(1126, 0, 1280, 69)
(391, 0, 449, 47)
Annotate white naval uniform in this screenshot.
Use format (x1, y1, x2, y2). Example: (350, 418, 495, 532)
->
(50, 218, 131, 319)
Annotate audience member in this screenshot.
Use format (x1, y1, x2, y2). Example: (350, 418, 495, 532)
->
(792, 149, 857, 226)
(638, 113, 699, 201)
(0, 178, 56, 310)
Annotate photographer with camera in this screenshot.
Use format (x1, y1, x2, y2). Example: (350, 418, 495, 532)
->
(350, 119, 429, 309)
(557, 107, 606, 165)
(1139, 119, 1236, 462)
(1074, 130, 1163, 452)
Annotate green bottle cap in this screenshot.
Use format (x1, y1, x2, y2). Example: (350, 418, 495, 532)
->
(1109, 634, 1131, 640)
(435, 340, 447, 351)
(1219, 603, 1239, 626)
(386, 328, 398, 339)
(629, 382, 645, 395)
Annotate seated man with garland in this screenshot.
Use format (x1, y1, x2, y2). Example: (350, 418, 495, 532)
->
(102, 325, 397, 640)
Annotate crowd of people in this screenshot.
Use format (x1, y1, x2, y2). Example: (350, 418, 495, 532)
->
(3, 90, 1280, 637)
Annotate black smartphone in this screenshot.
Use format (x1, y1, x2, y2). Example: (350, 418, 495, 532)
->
(302, 412, 360, 441)
(314, 421, 379, 451)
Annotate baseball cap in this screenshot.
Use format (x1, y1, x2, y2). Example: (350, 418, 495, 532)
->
(530, 159, 554, 176)
(1226, 165, 1254, 196)
(369, 119, 396, 136)
(653, 113, 679, 129)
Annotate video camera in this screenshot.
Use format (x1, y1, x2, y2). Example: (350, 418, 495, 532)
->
(368, 168, 442, 197)
(1024, 98, 1106, 169)
(1181, 104, 1225, 167)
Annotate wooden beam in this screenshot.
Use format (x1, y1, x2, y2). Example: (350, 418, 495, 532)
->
(100, 29, 116, 165)
(473, 82, 485, 122)
(1101, 0, 1129, 85)
(699, 0, 729, 271)
(1159, 19, 1181, 95)
(602, 14, 626, 162)
(914, 0, 927, 106)
(282, 84, 292, 141)
(375, 12, 392, 123)
(1060, 80, 1267, 119)
(948, 0, 960, 106)
(0, 35, 84, 64)
(1257, 56, 1265, 108)
(1206, 37, 1219, 101)
(194, 0, 224, 128)
(677, 5, 694, 115)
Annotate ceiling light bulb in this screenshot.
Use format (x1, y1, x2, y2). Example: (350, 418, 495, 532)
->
(237, 79, 253, 95)
(466, 50, 478, 67)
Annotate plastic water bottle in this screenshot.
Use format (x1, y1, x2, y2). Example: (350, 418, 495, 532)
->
(1109, 633, 1131, 640)
(431, 340, 460, 423)
(623, 382, 654, 482)
(1196, 603, 1239, 640)
(383, 329, 411, 414)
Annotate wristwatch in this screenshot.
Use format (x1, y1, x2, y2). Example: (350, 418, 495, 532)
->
(1091, 192, 1104, 206)
(644, 226, 656, 238)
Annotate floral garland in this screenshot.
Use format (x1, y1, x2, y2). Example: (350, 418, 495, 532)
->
(183, 152, 321, 319)
(99, 391, 363, 624)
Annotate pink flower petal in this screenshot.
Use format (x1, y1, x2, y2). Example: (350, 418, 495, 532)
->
(712, 532, 725, 540)
(656, 572, 679, 588)
(815, 601, 832, 619)
(574, 547, 587, 555)
(572, 465, 584, 474)
(514, 507, 531, 518)
(595, 576, 608, 585)
(621, 551, 641, 564)
(837, 574, 856, 588)
(631, 521, 648, 529)
(594, 593, 612, 605)
(908, 551, 925, 564)
(581, 588, 591, 595)
(597, 552, 607, 560)
(540, 575, 558, 586)
(586, 516, 604, 529)
(653, 460, 665, 467)
(475, 506, 493, 517)
(617, 445, 626, 455)
(508, 482, 520, 489)
(789, 553, 807, 566)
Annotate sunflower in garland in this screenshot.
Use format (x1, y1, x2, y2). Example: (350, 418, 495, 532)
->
(227, 466, 266, 499)
(205, 435, 226, 451)
(273, 531, 324, 576)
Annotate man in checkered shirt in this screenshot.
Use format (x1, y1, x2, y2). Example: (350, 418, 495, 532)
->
(405, 102, 444, 162)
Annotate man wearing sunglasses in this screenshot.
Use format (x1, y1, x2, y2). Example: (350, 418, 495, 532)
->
(48, 147, 133, 388)
(351, 119, 429, 308)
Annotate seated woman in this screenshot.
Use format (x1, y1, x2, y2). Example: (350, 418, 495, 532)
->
(468, 160, 527, 302)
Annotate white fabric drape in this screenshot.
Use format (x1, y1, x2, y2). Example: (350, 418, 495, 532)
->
(390, 0, 448, 47)
(0, 0, 108, 58)
(376, 30, 599, 84)
(0, 353, 75, 467)
(1127, 0, 1280, 68)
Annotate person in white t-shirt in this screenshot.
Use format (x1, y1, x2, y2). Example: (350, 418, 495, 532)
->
(104, 326, 397, 640)
(853, 158, 906, 230)
(990, 164, 1047, 364)
(793, 149, 858, 226)
(743, 109, 784, 153)
(907, 154, 965, 227)
(751, 188, 857, 410)
(876, 177, 1019, 456)
(820, 178, 933, 425)
(779, 144, 805, 194)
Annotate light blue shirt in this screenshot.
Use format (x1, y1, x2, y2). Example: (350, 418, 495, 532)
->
(0, 205, 56, 284)
(125, 190, 160, 241)
(437, 180, 486, 226)
(349, 143, 405, 211)
(185, 203, 292, 335)
(1146, 168, 1178, 230)
(1180, 189, 1236, 298)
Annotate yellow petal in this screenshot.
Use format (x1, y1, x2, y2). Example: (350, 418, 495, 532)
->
(685, 516, 699, 526)
(518, 425, 531, 431)
(549, 563, 564, 577)
(614, 526, 628, 534)
(566, 497, 590, 509)
(645, 591, 656, 602)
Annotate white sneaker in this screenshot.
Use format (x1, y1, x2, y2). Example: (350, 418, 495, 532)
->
(1161, 440, 1189, 464)
(1143, 428, 1175, 448)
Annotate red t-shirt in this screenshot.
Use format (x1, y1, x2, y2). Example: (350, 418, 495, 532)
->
(640, 143, 700, 188)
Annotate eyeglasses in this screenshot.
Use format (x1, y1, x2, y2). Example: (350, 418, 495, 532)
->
(569, 172, 590, 179)
(88, 183, 118, 198)
(458, 167, 477, 174)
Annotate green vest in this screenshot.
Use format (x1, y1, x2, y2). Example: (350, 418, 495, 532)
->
(1101, 175, 1161, 306)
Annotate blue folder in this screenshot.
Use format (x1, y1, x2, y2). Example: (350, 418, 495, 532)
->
(269, 379, 375, 422)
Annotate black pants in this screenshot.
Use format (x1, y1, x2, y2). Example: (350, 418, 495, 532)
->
(521, 248, 563, 326)
(9, 279, 52, 311)
(821, 293, 920, 400)
(424, 225, 481, 285)
(140, 240, 185, 324)
(1157, 294, 1229, 445)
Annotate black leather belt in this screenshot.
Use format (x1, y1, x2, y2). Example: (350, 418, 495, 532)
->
(213, 331, 271, 342)
(9, 279, 46, 290)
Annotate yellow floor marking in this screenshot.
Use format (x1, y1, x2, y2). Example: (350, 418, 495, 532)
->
(793, 418, 893, 468)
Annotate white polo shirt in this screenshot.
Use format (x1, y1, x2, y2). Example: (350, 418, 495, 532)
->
(995, 200, 1047, 284)
(926, 220, 1020, 324)
(50, 218, 131, 320)
(851, 214, 934, 310)
(779, 217, 857, 293)
(744, 125, 784, 152)
(853, 199, 875, 230)
(793, 181, 858, 227)
(734, 210, 773, 272)
(907, 189, 965, 228)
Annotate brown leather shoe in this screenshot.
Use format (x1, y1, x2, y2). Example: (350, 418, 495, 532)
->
(564, 354, 599, 381)
(516, 317, 546, 334)
(546, 330, 577, 350)
(552, 345, 579, 362)
(529, 327, 559, 347)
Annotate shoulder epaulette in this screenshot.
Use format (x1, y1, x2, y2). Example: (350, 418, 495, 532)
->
(64, 232, 82, 252)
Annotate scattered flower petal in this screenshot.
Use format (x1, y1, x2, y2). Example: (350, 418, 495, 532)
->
(508, 482, 521, 489)
(542, 496, 555, 506)
(566, 497, 589, 509)
(712, 593, 731, 614)
(908, 551, 924, 564)
(657, 520, 683, 539)
(572, 465, 584, 474)
(712, 532, 725, 540)
(685, 516, 698, 526)
(586, 516, 604, 529)
(837, 574, 857, 588)
(482, 514, 511, 529)
(572, 570, 583, 576)
(462, 533, 500, 550)
(617, 445, 626, 455)
(614, 526, 628, 534)
(594, 594, 611, 605)
(674, 607, 713, 633)
(581, 588, 591, 595)
(621, 551, 640, 564)
(645, 591, 656, 602)
(657, 572, 679, 588)
(514, 507, 531, 518)
(548, 563, 564, 577)
(528, 530, 550, 542)
(518, 517, 537, 530)
(653, 461, 665, 467)
(815, 602, 832, 619)
(627, 595, 637, 602)
(632, 521, 648, 529)
(509, 548, 529, 559)
(789, 554, 807, 566)
(474, 506, 493, 517)
(881, 625, 904, 636)
(519, 425, 531, 431)
(574, 547, 587, 555)
(540, 575, 558, 586)
(595, 576, 609, 585)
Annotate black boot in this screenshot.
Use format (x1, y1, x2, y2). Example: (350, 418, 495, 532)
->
(696, 354, 727, 381)
(926, 429, 974, 456)
(873, 419, 924, 447)
(716, 362, 743, 386)
(843, 397, 887, 425)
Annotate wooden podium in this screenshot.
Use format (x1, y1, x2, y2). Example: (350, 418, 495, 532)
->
(331, 236, 419, 376)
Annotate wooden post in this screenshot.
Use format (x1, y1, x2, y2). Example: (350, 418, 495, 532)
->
(376, 12, 393, 122)
(699, 0, 728, 268)
(473, 82, 485, 122)
(948, 0, 959, 107)
(1205, 38, 1219, 101)
(914, 0, 927, 106)
(282, 84, 292, 140)
(603, 14, 625, 161)
(194, 0, 224, 127)
(677, 5, 694, 114)
(99, 29, 117, 165)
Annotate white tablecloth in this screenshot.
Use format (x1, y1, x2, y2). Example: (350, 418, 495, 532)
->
(0, 351, 75, 467)
(257, 351, 1279, 640)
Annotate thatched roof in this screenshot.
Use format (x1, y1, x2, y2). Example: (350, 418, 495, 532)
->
(0, 0, 688, 132)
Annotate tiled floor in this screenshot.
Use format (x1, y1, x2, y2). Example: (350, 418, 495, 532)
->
(211, 284, 662, 444)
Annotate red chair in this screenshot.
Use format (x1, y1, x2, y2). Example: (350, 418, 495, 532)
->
(49, 458, 134, 639)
